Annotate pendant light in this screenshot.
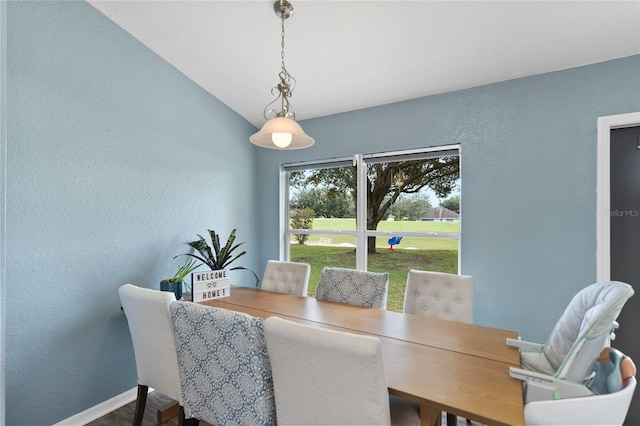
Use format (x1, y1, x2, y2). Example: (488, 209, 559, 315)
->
(250, 0, 314, 150)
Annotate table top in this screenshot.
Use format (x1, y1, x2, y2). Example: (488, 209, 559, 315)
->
(201, 286, 524, 426)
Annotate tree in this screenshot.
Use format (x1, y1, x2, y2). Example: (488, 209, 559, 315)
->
(290, 208, 314, 245)
(391, 194, 432, 220)
(291, 187, 354, 218)
(290, 157, 459, 253)
(441, 194, 460, 213)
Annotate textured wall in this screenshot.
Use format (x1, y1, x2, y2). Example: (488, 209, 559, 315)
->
(6, 1, 258, 424)
(5, 0, 640, 423)
(257, 55, 640, 343)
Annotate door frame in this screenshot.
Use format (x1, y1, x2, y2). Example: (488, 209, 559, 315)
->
(596, 112, 640, 282)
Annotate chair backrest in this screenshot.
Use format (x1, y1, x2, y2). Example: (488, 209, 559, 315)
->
(524, 376, 637, 425)
(315, 266, 389, 309)
(261, 260, 311, 296)
(521, 281, 634, 383)
(118, 284, 183, 404)
(169, 301, 276, 425)
(402, 269, 474, 323)
(264, 316, 391, 425)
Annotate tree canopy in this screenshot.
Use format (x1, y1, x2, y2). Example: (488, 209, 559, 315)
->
(290, 156, 459, 253)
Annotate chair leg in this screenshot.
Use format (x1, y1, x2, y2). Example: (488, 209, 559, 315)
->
(133, 384, 148, 426)
(177, 405, 199, 426)
(446, 412, 457, 426)
(182, 416, 199, 426)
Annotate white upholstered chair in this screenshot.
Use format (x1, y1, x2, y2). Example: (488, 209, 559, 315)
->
(315, 266, 389, 309)
(261, 260, 311, 296)
(169, 301, 276, 426)
(264, 316, 420, 425)
(118, 284, 185, 426)
(508, 281, 635, 424)
(403, 269, 474, 322)
(402, 269, 474, 426)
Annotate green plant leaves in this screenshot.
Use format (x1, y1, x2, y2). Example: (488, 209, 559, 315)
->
(179, 228, 259, 287)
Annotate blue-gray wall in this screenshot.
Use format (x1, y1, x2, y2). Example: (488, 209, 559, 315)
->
(4, 0, 640, 424)
(6, 1, 259, 424)
(257, 56, 640, 343)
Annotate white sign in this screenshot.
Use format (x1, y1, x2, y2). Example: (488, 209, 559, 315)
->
(191, 269, 230, 302)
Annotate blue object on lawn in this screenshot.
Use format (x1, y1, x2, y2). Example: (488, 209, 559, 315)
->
(388, 236, 402, 250)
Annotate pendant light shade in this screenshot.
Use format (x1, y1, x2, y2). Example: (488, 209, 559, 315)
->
(250, 1, 313, 150)
(250, 117, 314, 149)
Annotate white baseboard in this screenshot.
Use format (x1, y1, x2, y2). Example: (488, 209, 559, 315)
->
(53, 387, 140, 426)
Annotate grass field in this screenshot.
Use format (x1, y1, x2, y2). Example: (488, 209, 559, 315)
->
(291, 218, 459, 250)
(289, 218, 459, 311)
(300, 218, 460, 232)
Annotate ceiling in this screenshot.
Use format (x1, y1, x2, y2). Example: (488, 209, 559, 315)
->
(88, 1, 640, 128)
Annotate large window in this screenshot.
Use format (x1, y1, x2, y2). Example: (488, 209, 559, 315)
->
(282, 146, 460, 311)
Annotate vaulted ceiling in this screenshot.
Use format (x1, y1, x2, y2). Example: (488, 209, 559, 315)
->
(89, 1, 640, 128)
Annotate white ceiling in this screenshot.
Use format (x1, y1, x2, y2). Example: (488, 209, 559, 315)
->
(88, 1, 640, 128)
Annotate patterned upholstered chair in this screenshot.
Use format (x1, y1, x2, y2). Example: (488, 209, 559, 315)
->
(169, 301, 276, 426)
(315, 266, 389, 309)
(118, 284, 186, 426)
(261, 260, 311, 296)
(402, 270, 474, 426)
(264, 316, 420, 425)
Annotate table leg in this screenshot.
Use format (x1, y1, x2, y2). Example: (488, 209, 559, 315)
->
(157, 401, 180, 423)
(420, 404, 442, 426)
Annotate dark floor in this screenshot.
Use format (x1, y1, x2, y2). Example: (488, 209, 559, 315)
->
(85, 391, 203, 426)
(86, 391, 477, 426)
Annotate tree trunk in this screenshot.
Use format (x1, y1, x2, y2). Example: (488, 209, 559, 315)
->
(367, 235, 377, 254)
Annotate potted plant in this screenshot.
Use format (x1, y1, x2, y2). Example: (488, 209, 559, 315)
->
(177, 228, 259, 287)
(160, 258, 202, 300)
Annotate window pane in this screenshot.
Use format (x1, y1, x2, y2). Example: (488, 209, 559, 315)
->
(289, 233, 357, 297)
(284, 148, 460, 312)
(288, 165, 358, 295)
(363, 155, 460, 311)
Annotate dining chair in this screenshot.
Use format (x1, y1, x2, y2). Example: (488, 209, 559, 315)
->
(315, 266, 389, 309)
(261, 260, 311, 296)
(402, 269, 474, 426)
(264, 316, 420, 425)
(403, 269, 474, 322)
(118, 284, 186, 426)
(169, 301, 276, 426)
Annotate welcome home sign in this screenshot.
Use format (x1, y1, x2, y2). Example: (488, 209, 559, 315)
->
(191, 269, 230, 302)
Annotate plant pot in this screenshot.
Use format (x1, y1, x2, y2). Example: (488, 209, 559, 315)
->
(160, 279, 183, 300)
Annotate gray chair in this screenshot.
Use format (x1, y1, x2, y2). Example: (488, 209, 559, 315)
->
(264, 316, 420, 425)
(169, 301, 276, 425)
(508, 281, 635, 405)
(315, 266, 389, 309)
(261, 260, 311, 296)
(118, 284, 186, 426)
(402, 270, 474, 426)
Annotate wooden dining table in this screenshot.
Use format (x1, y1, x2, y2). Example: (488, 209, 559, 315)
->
(196, 286, 524, 426)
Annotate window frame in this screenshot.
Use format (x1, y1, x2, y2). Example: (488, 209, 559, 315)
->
(281, 145, 461, 271)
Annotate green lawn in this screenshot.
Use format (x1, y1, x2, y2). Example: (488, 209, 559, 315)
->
(292, 218, 459, 251)
(301, 218, 460, 233)
(290, 243, 458, 312)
